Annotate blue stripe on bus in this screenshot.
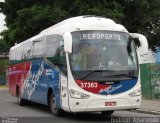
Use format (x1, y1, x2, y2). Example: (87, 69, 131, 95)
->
(21, 59, 61, 108)
(99, 79, 138, 95)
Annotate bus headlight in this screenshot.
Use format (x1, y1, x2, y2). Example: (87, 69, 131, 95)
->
(70, 89, 90, 99)
(129, 88, 141, 97)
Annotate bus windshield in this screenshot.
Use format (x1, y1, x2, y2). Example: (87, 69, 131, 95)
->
(69, 30, 138, 80)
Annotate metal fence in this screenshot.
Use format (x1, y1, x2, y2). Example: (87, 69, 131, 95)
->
(140, 63, 160, 99)
(0, 75, 6, 85)
(0, 58, 9, 86)
(0, 52, 9, 58)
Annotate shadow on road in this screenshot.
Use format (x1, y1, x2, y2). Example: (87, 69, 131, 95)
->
(63, 112, 114, 122)
(14, 101, 115, 122)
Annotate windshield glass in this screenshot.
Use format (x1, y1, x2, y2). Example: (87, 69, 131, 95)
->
(69, 30, 138, 80)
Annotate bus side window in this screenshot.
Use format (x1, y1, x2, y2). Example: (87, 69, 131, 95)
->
(46, 35, 67, 75)
(32, 37, 45, 59)
(59, 38, 67, 75)
(15, 46, 23, 63)
(31, 36, 45, 58)
(9, 50, 15, 64)
(46, 35, 61, 66)
(22, 42, 32, 61)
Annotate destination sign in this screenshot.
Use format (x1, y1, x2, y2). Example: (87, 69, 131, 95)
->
(79, 33, 121, 41)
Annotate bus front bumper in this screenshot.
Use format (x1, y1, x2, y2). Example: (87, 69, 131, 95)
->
(69, 97, 141, 112)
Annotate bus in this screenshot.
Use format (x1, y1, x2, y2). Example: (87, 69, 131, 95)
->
(8, 15, 148, 116)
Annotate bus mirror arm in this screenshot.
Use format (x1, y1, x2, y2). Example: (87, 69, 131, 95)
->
(130, 33, 149, 55)
(63, 32, 72, 53)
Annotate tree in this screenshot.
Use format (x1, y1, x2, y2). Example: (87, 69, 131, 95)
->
(0, 30, 9, 52)
(0, 0, 160, 51)
(121, 0, 160, 51)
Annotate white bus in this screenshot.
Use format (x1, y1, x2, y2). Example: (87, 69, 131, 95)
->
(8, 15, 148, 116)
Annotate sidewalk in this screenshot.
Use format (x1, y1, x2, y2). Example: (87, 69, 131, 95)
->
(0, 87, 8, 91)
(135, 99, 160, 115)
(0, 85, 8, 91)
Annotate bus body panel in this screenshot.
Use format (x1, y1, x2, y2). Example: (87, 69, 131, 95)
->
(75, 79, 138, 95)
(9, 59, 62, 108)
(8, 16, 146, 114)
(66, 63, 141, 112)
(9, 62, 31, 97)
(60, 74, 70, 111)
(67, 79, 141, 112)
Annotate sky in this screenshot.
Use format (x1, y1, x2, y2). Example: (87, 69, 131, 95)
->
(0, 0, 6, 33)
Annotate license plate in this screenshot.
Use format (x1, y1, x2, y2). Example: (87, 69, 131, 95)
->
(105, 102, 117, 106)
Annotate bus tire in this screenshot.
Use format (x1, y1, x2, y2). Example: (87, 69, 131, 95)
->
(49, 92, 63, 116)
(16, 87, 26, 106)
(101, 111, 114, 116)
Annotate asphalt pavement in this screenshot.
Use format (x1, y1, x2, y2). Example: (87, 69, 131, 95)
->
(0, 88, 160, 115)
(0, 88, 160, 123)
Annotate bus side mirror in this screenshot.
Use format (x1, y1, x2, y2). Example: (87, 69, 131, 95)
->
(130, 33, 149, 55)
(63, 32, 72, 53)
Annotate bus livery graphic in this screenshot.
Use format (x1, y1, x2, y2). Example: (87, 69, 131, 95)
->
(8, 16, 148, 116)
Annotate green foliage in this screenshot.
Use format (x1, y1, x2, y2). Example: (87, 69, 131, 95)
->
(0, 0, 160, 51)
(0, 59, 9, 75)
(0, 38, 8, 52)
(121, 0, 160, 52)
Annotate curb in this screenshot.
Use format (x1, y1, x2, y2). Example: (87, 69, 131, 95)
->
(0, 87, 8, 91)
(132, 109, 160, 116)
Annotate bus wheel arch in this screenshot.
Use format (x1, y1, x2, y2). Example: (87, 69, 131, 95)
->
(16, 85, 26, 106)
(16, 85, 19, 97)
(48, 87, 63, 116)
(47, 87, 53, 105)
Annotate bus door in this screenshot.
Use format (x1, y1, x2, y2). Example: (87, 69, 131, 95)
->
(60, 74, 70, 111)
(59, 50, 70, 111)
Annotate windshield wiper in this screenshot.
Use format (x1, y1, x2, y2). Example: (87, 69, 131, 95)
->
(116, 74, 137, 79)
(79, 70, 102, 80)
(79, 70, 114, 80)
(104, 74, 137, 79)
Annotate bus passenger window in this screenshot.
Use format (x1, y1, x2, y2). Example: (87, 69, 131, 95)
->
(59, 39, 67, 75)
(32, 38, 45, 59)
(46, 35, 67, 75)
(22, 42, 32, 60)
(46, 35, 60, 65)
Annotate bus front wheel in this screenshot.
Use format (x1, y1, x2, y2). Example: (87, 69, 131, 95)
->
(49, 93, 63, 116)
(101, 111, 114, 116)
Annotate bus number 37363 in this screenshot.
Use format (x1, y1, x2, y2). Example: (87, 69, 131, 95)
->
(80, 82, 98, 88)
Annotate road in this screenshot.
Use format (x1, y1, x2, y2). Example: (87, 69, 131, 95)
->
(0, 89, 159, 123)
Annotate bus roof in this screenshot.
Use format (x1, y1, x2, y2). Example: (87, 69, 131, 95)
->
(41, 15, 128, 35)
(10, 15, 128, 51)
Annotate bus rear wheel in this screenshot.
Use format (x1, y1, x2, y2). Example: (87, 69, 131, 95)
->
(17, 88, 26, 106)
(101, 111, 114, 116)
(49, 93, 63, 116)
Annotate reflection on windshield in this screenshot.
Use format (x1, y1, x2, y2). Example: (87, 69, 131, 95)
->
(69, 30, 138, 79)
